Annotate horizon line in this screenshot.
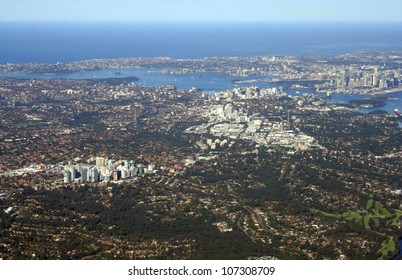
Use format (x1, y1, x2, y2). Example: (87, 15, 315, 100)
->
(1, 20, 402, 24)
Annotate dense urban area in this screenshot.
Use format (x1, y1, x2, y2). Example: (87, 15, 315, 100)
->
(0, 52, 401, 260)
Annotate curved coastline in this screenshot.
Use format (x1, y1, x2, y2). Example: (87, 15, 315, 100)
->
(1, 68, 402, 116)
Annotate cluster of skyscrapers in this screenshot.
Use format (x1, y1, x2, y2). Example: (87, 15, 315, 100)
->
(328, 67, 400, 90)
(216, 86, 284, 100)
(213, 103, 249, 123)
(63, 157, 152, 184)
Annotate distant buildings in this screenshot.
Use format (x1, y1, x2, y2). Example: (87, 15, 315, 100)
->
(185, 86, 318, 151)
(319, 67, 401, 93)
(62, 157, 153, 184)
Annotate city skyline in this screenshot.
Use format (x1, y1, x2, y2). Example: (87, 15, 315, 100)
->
(1, 0, 401, 23)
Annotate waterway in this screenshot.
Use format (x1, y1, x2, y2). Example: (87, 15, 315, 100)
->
(0, 68, 241, 91)
(1, 68, 402, 115)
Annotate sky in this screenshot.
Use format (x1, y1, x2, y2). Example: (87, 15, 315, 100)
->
(0, 0, 400, 22)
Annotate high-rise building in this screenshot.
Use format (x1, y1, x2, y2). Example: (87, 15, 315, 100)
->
(373, 68, 379, 87)
(100, 167, 110, 177)
(69, 166, 77, 181)
(130, 168, 138, 177)
(224, 104, 233, 119)
(379, 77, 387, 89)
(80, 166, 88, 182)
(344, 69, 350, 87)
(103, 174, 111, 182)
(107, 159, 115, 169)
(89, 167, 99, 182)
(363, 73, 369, 87)
(121, 169, 129, 179)
(374, 67, 378, 77)
(245, 88, 253, 99)
(96, 157, 106, 168)
(112, 170, 121, 181)
(122, 160, 130, 169)
(63, 171, 72, 184)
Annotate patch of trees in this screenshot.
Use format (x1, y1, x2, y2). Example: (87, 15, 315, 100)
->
(38, 186, 105, 215)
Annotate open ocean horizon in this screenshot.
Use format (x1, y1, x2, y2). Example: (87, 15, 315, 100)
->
(1, 22, 402, 63)
(1, 22, 402, 115)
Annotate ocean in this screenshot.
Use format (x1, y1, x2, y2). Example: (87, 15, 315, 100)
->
(1, 22, 402, 115)
(1, 22, 402, 63)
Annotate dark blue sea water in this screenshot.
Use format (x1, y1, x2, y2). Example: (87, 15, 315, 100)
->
(1, 22, 402, 115)
(1, 22, 402, 63)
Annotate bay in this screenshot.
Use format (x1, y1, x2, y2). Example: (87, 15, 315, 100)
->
(1, 68, 401, 116)
(0, 68, 238, 91)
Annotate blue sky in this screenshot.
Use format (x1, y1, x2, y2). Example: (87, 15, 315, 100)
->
(0, 0, 400, 22)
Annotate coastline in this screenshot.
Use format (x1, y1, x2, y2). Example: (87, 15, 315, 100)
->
(1, 69, 402, 97)
(349, 87, 402, 96)
(316, 86, 402, 96)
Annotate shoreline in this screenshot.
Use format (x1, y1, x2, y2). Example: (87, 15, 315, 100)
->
(1, 68, 402, 98)
(318, 86, 402, 96)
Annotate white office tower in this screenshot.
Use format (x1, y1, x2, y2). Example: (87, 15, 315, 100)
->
(224, 104, 233, 118)
(63, 171, 72, 184)
(69, 166, 76, 181)
(121, 168, 129, 179)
